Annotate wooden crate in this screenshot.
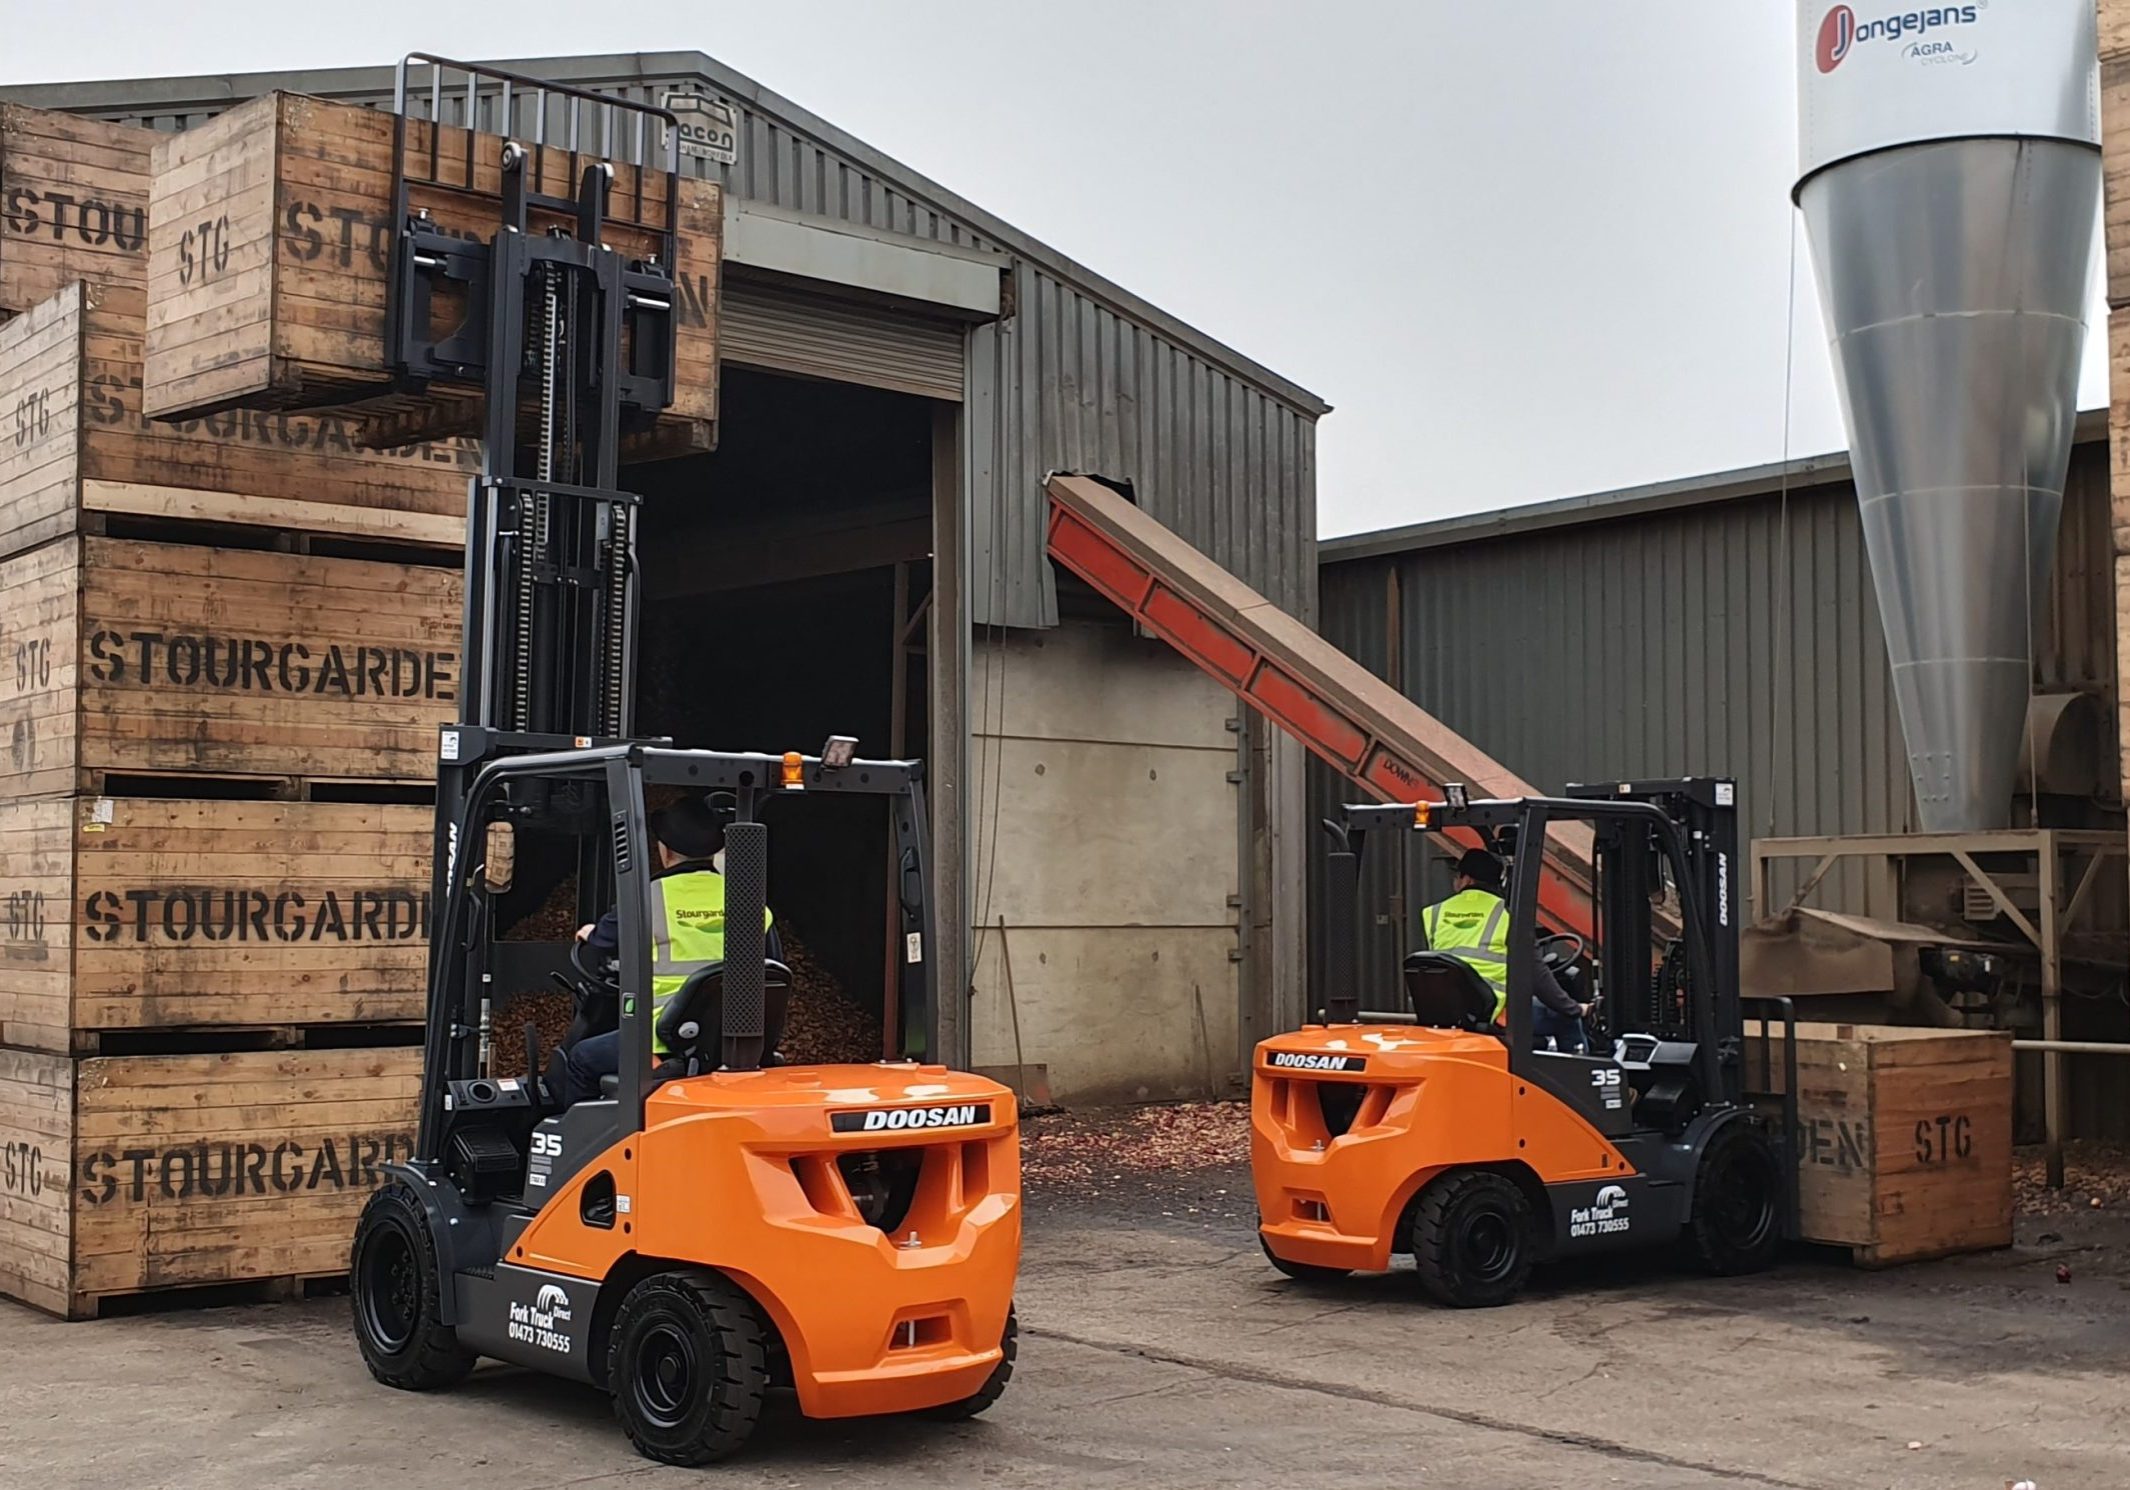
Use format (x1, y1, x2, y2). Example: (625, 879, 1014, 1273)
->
(0, 796, 431, 1053)
(0, 106, 150, 315)
(1, 282, 478, 561)
(0, 535, 460, 796)
(144, 92, 719, 455)
(0, 1044, 418, 1318)
(1759, 1022, 2014, 1266)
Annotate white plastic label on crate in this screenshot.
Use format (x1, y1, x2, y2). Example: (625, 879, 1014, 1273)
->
(616, 1195, 633, 1214)
(905, 932, 923, 964)
(1716, 782, 1736, 807)
(440, 729, 461, 762)
(1797, 0, 2099, 183)
(81, 797, 114, 835)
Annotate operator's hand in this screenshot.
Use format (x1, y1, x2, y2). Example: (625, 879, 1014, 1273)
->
(574, 923, 595, 943)
(1579, 1002, 1596, 1020)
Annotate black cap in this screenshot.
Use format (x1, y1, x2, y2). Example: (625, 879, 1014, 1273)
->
(649, 796, 726, 860)
(1456, 849, 1505, 891)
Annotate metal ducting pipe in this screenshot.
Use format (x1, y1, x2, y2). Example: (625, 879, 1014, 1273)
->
(2016, 689, 2106, 800)
(1795, 1, 2102, 831)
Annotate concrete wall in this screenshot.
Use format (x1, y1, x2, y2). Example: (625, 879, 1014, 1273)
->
(966, 618, 1240, 1102)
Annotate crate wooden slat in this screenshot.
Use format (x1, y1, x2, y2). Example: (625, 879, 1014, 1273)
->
(0, 796, 431, 1053)
(0, 1044, 418, 1318)
(1, 282, 478, 562)
(0, 106, 151, 316)
(1755, 1021, 2014, 1266)
(0, 534, 461, 795)
(144, 92, 720, 456)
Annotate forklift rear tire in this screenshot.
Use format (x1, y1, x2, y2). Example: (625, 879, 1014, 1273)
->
(919, 1307, 1018, 1421)
(1411, 1170, 1534, 1308)
(349, 1182, 477, 1391)
(608, 1272, 768, 1466)
(1259, 1234, 1352, 1283)
(1686, 1122, 1784, 1276)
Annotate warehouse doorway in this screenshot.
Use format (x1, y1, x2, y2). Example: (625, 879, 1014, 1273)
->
(630, 366, 944, 1061)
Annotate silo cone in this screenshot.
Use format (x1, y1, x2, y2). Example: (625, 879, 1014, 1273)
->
(1795, 1, 2101, 831)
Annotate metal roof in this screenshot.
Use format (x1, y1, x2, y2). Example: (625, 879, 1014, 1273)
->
(0, 49, 1329, 420)
(1321, 406, 2111, 563)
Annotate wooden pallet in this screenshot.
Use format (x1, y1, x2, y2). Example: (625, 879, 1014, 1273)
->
(83, 1270, 351, 1319)
(0, 533, 461, 797)
(143, 91, 720, 457)
(0, 1044, 418, 1319)
(0, 795, 433, 1053)
(1, 282, 476, 562)
(1755, 1021, 2015, 1267)
(0, 105, 150, 315)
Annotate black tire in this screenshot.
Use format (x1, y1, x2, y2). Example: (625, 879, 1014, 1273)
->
(349, 1182, 477, 1391)
(919, 1307, 1017, 1421)
(1411, 1170, 1534, 1308)
(1687, 1121, 1785, 1276)
(1259, 1234, 1352, 1283)
(608, 1273, 768, 1466)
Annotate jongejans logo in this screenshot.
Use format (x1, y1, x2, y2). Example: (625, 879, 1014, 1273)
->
(1817, 5, 1856, 72)
(1818, 4, 1981, 71)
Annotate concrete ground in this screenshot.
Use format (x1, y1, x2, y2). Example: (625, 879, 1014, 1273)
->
(2, 1162, 2127, 1488)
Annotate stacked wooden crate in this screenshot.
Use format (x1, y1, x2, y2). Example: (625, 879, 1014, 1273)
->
(0, 105, 457, 1317)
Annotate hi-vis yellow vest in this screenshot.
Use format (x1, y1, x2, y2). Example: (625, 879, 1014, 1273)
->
(1423, 888, 1510, 1022)
(648, 870, 774, 1054)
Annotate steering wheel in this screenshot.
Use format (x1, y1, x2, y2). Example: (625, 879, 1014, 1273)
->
(569, 935, 620, 994)
(1534, 932, 1586, 971)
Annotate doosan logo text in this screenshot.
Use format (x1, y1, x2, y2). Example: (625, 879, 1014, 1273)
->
(1267, 1051, 1367, 1073)
(1818, 4, 1979, 72)
(832, 1103, 993, 1133)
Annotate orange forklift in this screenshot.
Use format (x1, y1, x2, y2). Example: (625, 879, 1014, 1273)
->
(1254, 779, 1797, 1307)
(346, 58, 1018, 1464)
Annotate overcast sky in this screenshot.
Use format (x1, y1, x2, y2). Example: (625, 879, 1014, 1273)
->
(2, 0, 2110, 536)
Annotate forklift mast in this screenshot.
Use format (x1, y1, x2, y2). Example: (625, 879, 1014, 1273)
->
(1566, 778, 1740, 1051)
(385, 57, 684, 1161)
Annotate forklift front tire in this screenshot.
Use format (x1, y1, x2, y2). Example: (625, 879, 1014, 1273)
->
(350, 1182, 478, 1391)
(919, 1306, 1018, 1421)
(1259, 1234, 1352, 1283)
(1411, 1169, 1535, 1308)
(1686, 1122, 1784, 1276)
(609, 1272, 769, 1465)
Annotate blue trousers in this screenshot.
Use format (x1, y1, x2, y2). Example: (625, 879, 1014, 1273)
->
(1532, 1001, 1590, 1054)
(561, 1029, 621, 1105)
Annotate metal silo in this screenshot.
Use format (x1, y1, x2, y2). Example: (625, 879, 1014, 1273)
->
(1796, 0, 2102, 831)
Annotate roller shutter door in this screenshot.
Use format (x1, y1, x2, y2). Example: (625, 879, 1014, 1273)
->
(721, 279, 966, 401)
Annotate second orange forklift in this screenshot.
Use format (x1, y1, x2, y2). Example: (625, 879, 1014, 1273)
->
(1254, 779, 1797, 1307)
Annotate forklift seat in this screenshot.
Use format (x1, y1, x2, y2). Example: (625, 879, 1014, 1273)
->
(1402, 951, 1500, 1032)
(591, 960, 795, 1100)
(657, 960, 794, 1072)
(592, 962, 800, 1098)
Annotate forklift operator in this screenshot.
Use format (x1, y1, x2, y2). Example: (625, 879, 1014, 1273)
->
(1423, 849, 1592, 1049)
(560, 795, 783, 1105)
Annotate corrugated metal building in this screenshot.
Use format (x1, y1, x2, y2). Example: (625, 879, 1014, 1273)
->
(1314, 418, 2124, 1134)
(2, 52, 1327, 1098)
